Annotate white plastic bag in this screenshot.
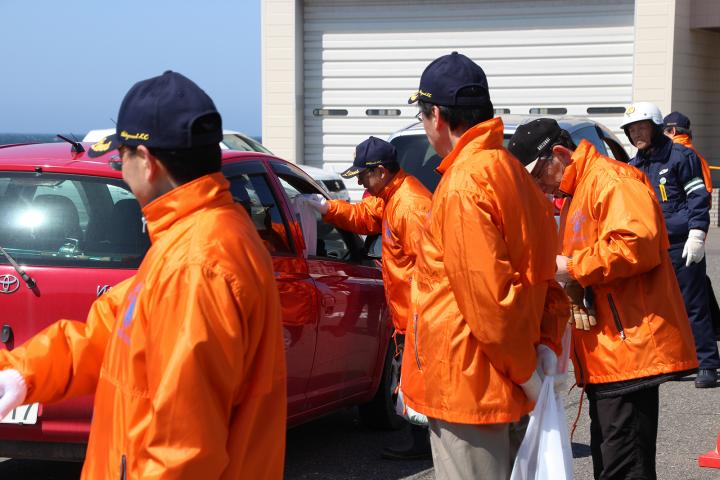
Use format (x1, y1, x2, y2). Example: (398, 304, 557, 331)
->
(290, 195, 317, 257)
(395, 384, 428, 426)
(510, 376, 573, 480)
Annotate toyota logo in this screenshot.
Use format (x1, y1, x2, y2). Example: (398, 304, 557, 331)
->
(0, 274, 20, 294)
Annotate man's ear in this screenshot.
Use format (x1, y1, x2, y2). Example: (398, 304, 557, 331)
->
(431, 105, 444, 131)
(553, 144, 574, 166)
(136, 145, 167, 182)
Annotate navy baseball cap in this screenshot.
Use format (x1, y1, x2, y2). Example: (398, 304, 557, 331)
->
(340, 136, 397, 178)
(664, 111, 691, 130)
(88, 71, 222, 158)
(408, 52, 490, 107)
(508, 118, 563, 173)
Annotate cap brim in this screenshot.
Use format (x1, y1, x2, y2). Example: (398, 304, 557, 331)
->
(524, 158, 539, 174)
(87, 134, 121, 158)
(340, 166, 364, 178)
(408, 91, 420, 104)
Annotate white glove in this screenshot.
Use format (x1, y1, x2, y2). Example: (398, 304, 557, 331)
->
(682, 229, 706, 266)
(0, 369, 27, 420)
(536, 344, 558, 377)
(301, 194, 329, 215)
(519, 370, 542, 403)
(536, 344, 567, 394)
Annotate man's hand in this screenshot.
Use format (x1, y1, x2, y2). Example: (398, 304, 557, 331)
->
(300, 194, 329, 215)
(536, 344, 558, 378)
(536, 343, 567, 394)
(565, 281, 597, 331)
(519, 371, 542, 403)
(0, 369, 27, 420)
(682, 229, 706, 266)
(555, 255, 572, 283)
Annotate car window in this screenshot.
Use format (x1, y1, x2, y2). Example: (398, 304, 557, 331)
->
(0, 173, 149, 268)
(223, 134, 273, 154)
(34, 179, 90, 230)
(270, 161, 364, 262)
(570, 126, 608, 156)
(390, 135, 442, 192)
(596, 126, 630, 163)
(227, 171, 294, 256)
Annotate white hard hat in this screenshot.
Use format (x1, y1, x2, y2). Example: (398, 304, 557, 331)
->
(619, 102, 663, 129)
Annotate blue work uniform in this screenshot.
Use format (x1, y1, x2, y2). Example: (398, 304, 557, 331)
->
(630, 134, 719, 370)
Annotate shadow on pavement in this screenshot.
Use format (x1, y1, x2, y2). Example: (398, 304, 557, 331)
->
(571, 442, 592, 459)
(285, 408, 432, 480)
(0, 459, 81, 479)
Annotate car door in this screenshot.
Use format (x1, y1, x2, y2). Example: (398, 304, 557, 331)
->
(222, 160, 318, 418)
(268, 161, 387, 409)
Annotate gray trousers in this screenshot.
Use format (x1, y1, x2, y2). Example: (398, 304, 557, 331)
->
(429, 416, 528, 480)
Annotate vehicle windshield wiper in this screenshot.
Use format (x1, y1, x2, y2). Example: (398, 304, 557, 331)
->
(0, 246, 36, 289)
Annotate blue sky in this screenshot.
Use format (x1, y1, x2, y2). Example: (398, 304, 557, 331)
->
(0, 0, 262, 136)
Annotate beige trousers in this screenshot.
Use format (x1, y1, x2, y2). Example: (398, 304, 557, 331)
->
(428, 416, 529, 480)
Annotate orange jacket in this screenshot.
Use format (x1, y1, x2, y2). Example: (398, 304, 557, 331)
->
(560, 141, 698, 385)
(0, 173, 287, 479)
(324, 170, 432, 333)
(402, 118, 565, 425)
(672, 134, 713, 194)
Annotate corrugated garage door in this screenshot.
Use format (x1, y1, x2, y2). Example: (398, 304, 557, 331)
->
(304, 0, 635, 199)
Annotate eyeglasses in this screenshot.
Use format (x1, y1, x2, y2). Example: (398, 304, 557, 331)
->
(108, 146, 129, 171)
(529, 151, 553, 179)
(108, 154, 123, 171)
(358, 167, 376, 181)
(415, 111, 423, 122)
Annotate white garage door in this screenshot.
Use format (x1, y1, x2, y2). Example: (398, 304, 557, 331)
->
(304, 0, 635, 199)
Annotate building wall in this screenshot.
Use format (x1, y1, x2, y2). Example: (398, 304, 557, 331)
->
(672, 0, 720, 166)
(262, 0, 304, 163)
(632, 0, 675, 113)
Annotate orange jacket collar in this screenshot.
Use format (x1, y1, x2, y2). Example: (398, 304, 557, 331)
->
(378, 170, 407, 203)
(436, 117, 505, 174)
(143, 172, 231, 243)
(559, 139, 598, 197)
(672, 133, 692, 147)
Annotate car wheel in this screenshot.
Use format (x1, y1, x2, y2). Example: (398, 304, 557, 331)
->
(358, 340, 404, 430)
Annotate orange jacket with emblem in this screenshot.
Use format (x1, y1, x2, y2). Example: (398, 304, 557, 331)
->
(0, 173, 287, 479)
(323, 170, 432, 333)
(561, 141, 698, 385)
(672, 134, 713, 194)
(402, 118, 566, 425)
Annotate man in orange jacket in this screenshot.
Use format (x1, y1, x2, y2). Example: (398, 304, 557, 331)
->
(0, 72, 287, 479)
(664, 111, 720, 343)
(403, 52, 568, 479)
(302, 136, 433, 460)
(509, 118, 698, 480)
(664, 111, 713, 197)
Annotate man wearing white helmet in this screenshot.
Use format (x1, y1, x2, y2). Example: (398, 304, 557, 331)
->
(623, 102, 719, 388)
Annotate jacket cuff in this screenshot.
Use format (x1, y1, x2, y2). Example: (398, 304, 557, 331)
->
(566, 256, 576, 280)
(323, 200, 338, 220)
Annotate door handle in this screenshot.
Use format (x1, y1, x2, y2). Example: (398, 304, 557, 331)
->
(321, 294, 336, 314)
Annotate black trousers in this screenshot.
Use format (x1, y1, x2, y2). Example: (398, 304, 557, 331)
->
(669, 244, 720, 369)
(588, 385, 659, 480)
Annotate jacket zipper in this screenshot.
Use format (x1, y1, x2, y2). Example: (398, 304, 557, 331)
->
(120, 454, 126, 480)
(607, 293, 626, 340)
(413, 313, 422, 371)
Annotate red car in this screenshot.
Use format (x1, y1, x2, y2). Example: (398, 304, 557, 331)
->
(0, 141, 399, 460)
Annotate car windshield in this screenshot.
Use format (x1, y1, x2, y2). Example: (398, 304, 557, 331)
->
(222, 134, 273, 154)
(0, 173, 149, 268)
(390, 134, 513, 192)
